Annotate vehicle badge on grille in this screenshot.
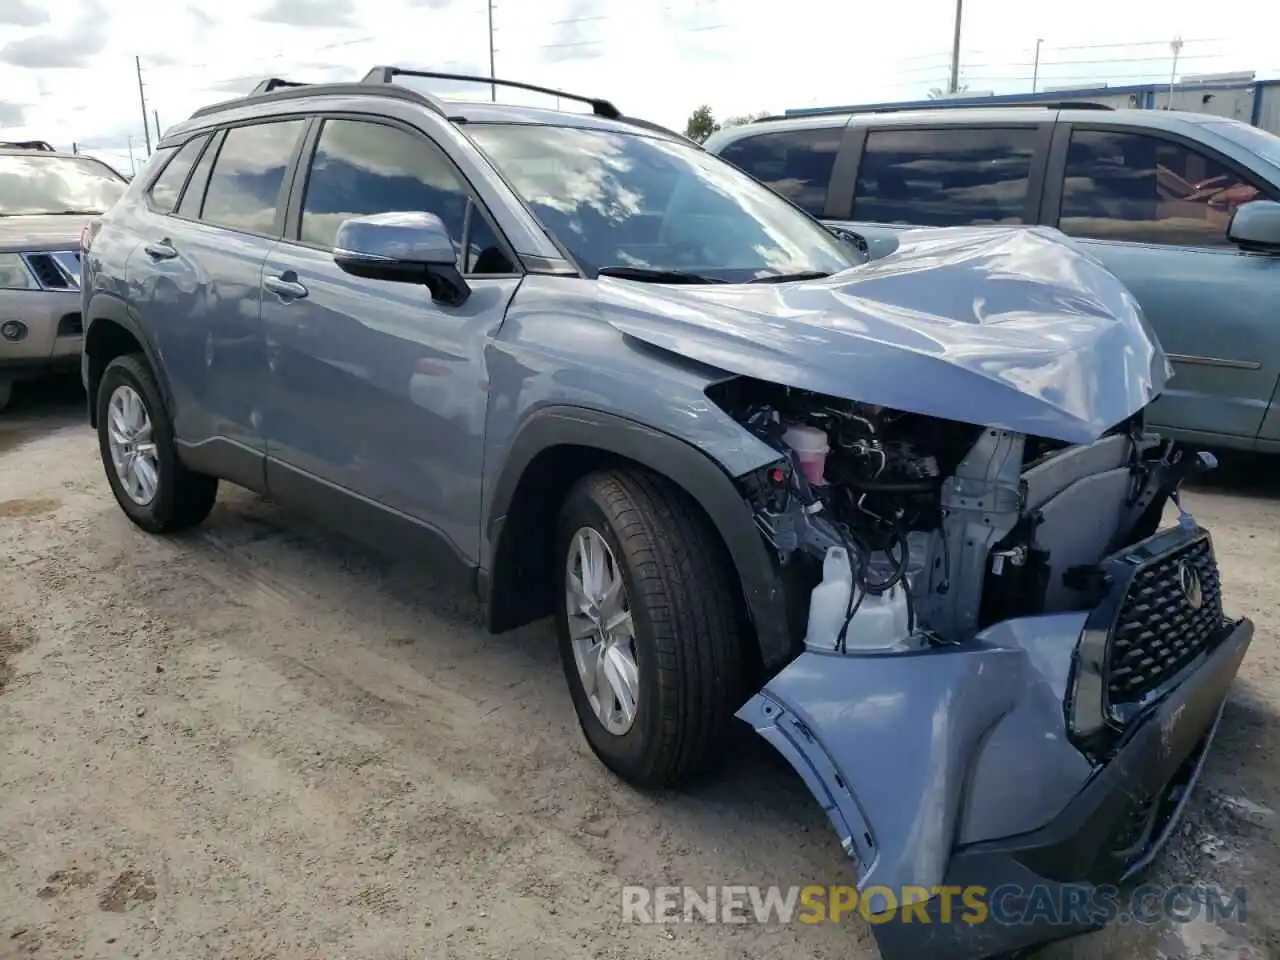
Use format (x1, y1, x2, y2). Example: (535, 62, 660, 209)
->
(1178, 561, 1203, 610)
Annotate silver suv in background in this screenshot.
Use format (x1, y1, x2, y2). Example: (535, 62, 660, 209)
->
(0, 140, 128, 410)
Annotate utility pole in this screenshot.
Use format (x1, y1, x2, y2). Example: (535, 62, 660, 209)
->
(153, 109, 162, 140)
(72, 142, 79, 155)
(947, 0, 963, 94)
(1031, 38, 1044, 93)
(135, 55, 151, 155)
(1168, 36, 1184, 109)
(487, 0, 496, 101)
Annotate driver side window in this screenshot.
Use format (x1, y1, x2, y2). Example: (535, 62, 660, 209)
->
(298, 118, 516, 274)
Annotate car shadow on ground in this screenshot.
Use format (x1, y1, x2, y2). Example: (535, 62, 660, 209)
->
(1185, 448, 1280, 501)
(0, 373, 85, 448)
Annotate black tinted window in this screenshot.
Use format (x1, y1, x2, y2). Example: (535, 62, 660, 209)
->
(1059, 129, 1266, 247)
(148, 135, 208, 213)
(853, 127, 1038, 226)
(177, 132, 219, 219)
(300, 118, 513, 274)
(200, 120, 304, 234)
(717, 127, 843, 216)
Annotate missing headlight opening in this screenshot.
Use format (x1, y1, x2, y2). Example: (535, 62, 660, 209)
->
(710, 376, 1218, 655)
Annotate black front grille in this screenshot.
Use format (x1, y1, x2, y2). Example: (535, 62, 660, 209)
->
(1107, 537, 1222, 705)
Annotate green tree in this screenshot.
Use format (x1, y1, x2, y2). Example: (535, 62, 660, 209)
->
(684, 104, 720, 143)
(722, 111, 771, 128)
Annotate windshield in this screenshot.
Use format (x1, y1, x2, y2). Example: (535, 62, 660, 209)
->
(0, 154, 128, 216)
(465, 123, 855, 282)
(1202, 121, 1280, 171)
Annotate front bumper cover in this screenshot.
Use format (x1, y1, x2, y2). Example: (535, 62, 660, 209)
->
(739, 609, 1252, 960)
(873, 616, 1251, 960)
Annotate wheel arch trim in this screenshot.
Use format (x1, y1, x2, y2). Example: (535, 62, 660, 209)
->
(485, 404, 794, 670)
(83, 293, 171, 428)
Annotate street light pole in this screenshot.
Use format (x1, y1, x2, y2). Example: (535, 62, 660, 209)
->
(947, 0, 963, 94)
(1168, 36, 1184, 109)
(127, 136, 136, 176)
(135, 56, 151, 156)
(487, 0, 496, 101)
(1032, 38, 1044, 93)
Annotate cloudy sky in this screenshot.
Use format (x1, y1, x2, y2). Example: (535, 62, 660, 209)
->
(2, 0, 1279, 174)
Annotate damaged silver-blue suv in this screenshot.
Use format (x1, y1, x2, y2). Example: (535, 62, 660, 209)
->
(80, 67, 1254, 959)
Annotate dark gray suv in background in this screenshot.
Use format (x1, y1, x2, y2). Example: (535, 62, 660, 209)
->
(81, 68, 1253, 959)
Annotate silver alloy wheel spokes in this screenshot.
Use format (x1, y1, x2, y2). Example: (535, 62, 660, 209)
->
(106, 384, 160, 506)
(566, 526, 639, 736)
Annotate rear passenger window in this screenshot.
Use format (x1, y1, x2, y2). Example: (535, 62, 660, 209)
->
(148, 135, 208, 214)
(1059, 129, 1266, 247)
(853, 127, 1039, 226)
(299, 118, 515, 274)
(176, 131, 220, 220)
(717, 127, 843, 216)
(199, 120, 305, 235)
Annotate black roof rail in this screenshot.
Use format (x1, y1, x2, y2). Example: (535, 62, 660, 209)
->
(755, 100, 1115, 122)
(188, 81, 449, 122)
(250, 77, 310, 95)
(362, 66, 622, 120)
(0, 139, 56, 151)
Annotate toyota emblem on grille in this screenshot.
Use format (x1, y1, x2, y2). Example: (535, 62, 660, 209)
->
(1178, 561, 1204, 610)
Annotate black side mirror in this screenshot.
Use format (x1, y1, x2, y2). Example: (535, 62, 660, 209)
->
(1227, 200, 1280, 254)
(827, 224, 870, 263)
(332, 211, 471, 306)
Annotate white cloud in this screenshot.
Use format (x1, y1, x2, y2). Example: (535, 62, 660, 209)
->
(1, 0, 1278, 176)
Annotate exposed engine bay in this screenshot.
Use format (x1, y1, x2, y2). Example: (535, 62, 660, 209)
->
(709, 377, 1217, 654)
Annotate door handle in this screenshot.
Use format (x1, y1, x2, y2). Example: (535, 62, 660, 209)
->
(264, 273, 309, 300)
(143, 240, 177, 260)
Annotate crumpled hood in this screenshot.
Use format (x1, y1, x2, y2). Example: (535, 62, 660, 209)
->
(0, 214, 93, 253)
(599, 226, 1172, 445)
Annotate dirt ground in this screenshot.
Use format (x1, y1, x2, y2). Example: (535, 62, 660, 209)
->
(1, 376, 1277, 960)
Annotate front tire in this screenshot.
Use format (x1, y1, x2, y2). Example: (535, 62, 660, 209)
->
(96, 354, 218, 533)
(554, 468, 744, 788)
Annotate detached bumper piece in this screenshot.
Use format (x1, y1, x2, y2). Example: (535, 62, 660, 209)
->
(872, 617, 1251, 960)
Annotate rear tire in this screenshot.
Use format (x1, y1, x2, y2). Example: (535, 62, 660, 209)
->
(96, 353, 217, 533)
(554, 468, 744, 787)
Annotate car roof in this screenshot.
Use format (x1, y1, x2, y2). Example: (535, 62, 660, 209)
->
(0, 148, 83, 160)
(168, 68, 695, 147)
(705, 105, 1235, 150)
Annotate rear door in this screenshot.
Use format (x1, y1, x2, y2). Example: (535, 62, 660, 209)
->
(829, 122, 1052, 260)
(1041, 122, 1280, 444)
(134, 118, 306, 482)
